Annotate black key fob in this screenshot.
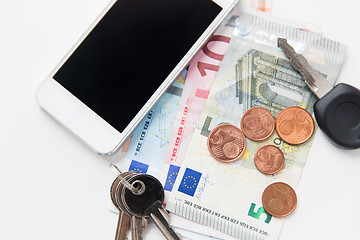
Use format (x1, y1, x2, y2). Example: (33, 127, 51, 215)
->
(314, 83, 360, 149)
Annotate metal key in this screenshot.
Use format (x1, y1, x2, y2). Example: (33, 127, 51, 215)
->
(121, 174, 181, 240)
(111, 164, 145, 195)
(110, 165, 149, 240)
(116, 177, 149, 240)
(278, 38, 360, 149)
(111, 173, 134, 240)
(130, 215, 148, 240)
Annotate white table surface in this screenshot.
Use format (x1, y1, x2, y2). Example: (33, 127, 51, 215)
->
(1, 0, 360, 239)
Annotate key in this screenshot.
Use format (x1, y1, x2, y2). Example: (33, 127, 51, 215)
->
(110, 164, 151, 240)
(111, 173, 134, 240)
(111, 177, 131, 240)
(121, 174, 181, 240)
(130, 215, 148, 240)
(111, 164, 144, 195)
(278, 38, 360, 149)
(116, 176, 149, 240)
(111, 166, 149, 240)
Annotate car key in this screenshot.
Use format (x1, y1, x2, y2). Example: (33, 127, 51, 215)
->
(278, 38, 360, 149)
(121, 174, 181, 240)
(111, 173, 135, 240)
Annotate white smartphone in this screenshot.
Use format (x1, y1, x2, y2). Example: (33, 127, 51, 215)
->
(37, 0, 237, 156)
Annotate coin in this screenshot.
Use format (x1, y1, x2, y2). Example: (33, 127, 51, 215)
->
(254, 145, 284, 175)
(207, 124, 246, 163)
(262, 182, 297, 217)
(275, 107, 314, 145)
(241, 107, 275, 141)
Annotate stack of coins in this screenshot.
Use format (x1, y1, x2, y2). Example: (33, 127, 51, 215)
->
(207, 106, 315, 218)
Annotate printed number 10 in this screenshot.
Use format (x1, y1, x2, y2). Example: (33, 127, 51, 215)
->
(197, 35, 231, 77)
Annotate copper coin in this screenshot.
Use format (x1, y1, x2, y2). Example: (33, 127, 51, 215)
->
(207, 124, 246, 162)
(254, 145, 284, 175)
(262, 182, 297, 217)
(275, 107, 314, 145)
(241, 107, 275, 141)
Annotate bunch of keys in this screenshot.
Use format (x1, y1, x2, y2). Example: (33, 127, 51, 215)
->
(110, 164, 181, 240)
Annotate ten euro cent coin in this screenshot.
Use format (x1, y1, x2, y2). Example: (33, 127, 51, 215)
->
(241, 107, 275, 141)
(276, 107, 314, 145)
(207, 124, 246, 163)
(262, 182, 297, 217)
(254, 145, 284, 175)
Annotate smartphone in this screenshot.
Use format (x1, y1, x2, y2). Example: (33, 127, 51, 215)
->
(37, 0, 237, 155)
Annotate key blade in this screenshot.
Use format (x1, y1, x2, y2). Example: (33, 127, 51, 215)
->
(131, 216, 147, 240)
(277, 38, 333, 98)
(115, 212, 131, 240)
(277, 38, 297, 58)
(146, 201, 181, 240)
(158, 208, 170, 223)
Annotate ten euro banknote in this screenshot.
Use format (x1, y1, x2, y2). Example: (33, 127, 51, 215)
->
(166, 9, 346, 240)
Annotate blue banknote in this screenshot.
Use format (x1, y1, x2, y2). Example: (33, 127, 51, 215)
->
(120, 69, 188, 179)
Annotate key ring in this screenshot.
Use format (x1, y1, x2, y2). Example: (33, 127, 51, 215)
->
(110, 163, 146, 195)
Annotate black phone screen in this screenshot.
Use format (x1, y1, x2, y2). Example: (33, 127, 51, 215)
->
(53, 0, 222, 132)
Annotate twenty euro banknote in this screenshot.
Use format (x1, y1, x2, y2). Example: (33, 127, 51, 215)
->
(108, 70, 186, 214)
(166, 9, 346, 240)
(118, 70, 187, 178)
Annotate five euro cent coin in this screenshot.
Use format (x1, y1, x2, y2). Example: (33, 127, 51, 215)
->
(207, 124, 246, 163)
(262, 182, 297, 217)
(254, 145, 284, 175)
(276, 107, 314, 145)
(241, 107, 275, 141)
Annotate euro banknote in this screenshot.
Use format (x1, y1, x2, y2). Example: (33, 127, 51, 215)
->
(161, 24, 233, 195)
(239, 0, 272, 13)
(118, 70, 187, 178)
(166, 51, 317, 240)
(160, 5, 330, 197)
(111, 4, 332, 240)
(166, 10, 346, 240)
(107, 70, 186, 214)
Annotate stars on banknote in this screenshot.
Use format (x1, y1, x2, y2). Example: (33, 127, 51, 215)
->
(182, 175, 198, 189)
(154, 133, 169, 148)
(298, 101, 309, 110)
(175, 74, 186, 84)
(167, 172, 178, 186)
(241, 149, 253, 160)
(283, 144, 294, 154)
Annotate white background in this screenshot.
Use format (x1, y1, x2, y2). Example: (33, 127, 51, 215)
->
(1, 0, 360, 239)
